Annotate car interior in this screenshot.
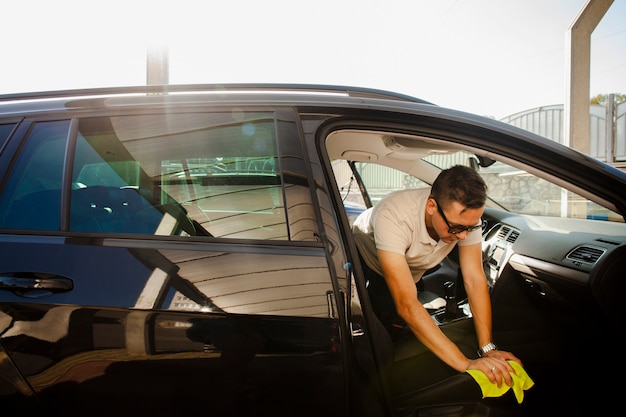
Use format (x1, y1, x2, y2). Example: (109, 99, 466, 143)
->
(325, 128, 626, 415)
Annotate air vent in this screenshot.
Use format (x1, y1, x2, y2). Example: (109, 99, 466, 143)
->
(495, 225, 520, 243)
(496, 226, 510, 240)
(566, 245, 606, 266)
(507, 230, 520, 244)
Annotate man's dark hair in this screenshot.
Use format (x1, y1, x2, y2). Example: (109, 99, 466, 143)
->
(430, 165, 487, 210)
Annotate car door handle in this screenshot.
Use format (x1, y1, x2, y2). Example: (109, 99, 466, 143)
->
(0, 272, 74, 295)
(523, 278, 546, 298)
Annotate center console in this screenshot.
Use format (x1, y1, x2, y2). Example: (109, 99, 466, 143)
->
(482, 223, 521, 287)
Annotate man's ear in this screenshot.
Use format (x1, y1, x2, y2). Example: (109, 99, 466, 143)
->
(426, 197, 437, 215)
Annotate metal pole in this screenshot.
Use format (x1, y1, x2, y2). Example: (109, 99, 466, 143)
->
(564, 0, 613, 153)
(607, 93, 615, 162)
(146, 46, 169, 86)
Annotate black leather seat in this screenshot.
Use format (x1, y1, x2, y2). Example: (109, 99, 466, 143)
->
(369, 313, 503, 414)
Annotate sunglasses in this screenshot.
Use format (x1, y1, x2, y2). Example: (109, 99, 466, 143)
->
(434, 199, 485, 235)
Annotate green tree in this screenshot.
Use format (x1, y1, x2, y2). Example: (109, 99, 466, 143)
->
(590, 93, 626, 105)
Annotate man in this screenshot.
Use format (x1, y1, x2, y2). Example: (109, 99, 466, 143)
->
(353, 165, 522, 387)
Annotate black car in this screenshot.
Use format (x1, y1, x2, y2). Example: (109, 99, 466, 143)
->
(0, 84, 624, 417)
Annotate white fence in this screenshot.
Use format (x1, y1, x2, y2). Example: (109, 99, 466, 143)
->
(500, 99, 626, 163)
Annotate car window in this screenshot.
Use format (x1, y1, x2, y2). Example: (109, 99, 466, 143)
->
(333, 159, 429, 206)
(70, 112, 316, 239)
(333, 151, 622, 223)
(0, 120, 70, 230)
(0, 113, 320, 239)
(0, 123, 16, 149)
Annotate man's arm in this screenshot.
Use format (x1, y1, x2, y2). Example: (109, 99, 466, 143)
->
(379, 249, 473, 372)
(380, 247, 520, 386)
(458, 243, 523, 380)
(458, 243, 493, 349)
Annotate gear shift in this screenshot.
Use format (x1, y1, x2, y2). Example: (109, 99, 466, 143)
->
(443, 280, 466, 321)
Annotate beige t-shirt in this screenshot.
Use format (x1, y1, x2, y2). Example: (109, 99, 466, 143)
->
(353, 188, 482, 282)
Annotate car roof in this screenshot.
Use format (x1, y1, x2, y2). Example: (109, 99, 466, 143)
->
(0, 83, 434, 114)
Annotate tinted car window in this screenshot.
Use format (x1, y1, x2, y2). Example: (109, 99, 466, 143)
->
(71, 113, 296, 239)
(0, 123, 16, 149)
(0, 120, 70, 230)
(0, 113, 319, 240)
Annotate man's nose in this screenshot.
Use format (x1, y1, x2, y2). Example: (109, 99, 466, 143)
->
(454, 230, 468, 239)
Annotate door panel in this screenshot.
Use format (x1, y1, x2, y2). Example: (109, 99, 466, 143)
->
(0, 237, 344, 416)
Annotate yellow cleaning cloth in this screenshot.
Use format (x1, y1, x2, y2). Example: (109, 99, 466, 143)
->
(466, 361, 534, 403)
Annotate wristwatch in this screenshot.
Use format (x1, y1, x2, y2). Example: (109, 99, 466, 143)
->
(477, 342, 498, 357)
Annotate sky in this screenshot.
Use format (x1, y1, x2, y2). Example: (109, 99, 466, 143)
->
(2, 0, 625, 120)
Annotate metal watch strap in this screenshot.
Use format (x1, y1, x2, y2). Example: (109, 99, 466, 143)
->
(477, 342, 498, 357)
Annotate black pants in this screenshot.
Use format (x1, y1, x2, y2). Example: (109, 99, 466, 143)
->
(361, 258, 414, 341)
(362, 260, 395, 316)
(362, 258, 441, 341)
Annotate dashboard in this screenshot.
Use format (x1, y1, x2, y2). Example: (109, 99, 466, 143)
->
(481, 207, 626, 289)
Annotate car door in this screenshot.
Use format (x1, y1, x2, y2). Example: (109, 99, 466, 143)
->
(0, 109, 346, 416)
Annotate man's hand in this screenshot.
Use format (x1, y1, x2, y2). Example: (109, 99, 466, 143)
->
(466, 350, 523, 387)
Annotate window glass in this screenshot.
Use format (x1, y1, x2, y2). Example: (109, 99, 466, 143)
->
(423, 152, 622, 222)
(0, 121, 70, 230)
(71, 112, 313, 239)
(332, 159, 429, 225)
(0, 123, 16, 149)
(333, 152, 622, 223)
